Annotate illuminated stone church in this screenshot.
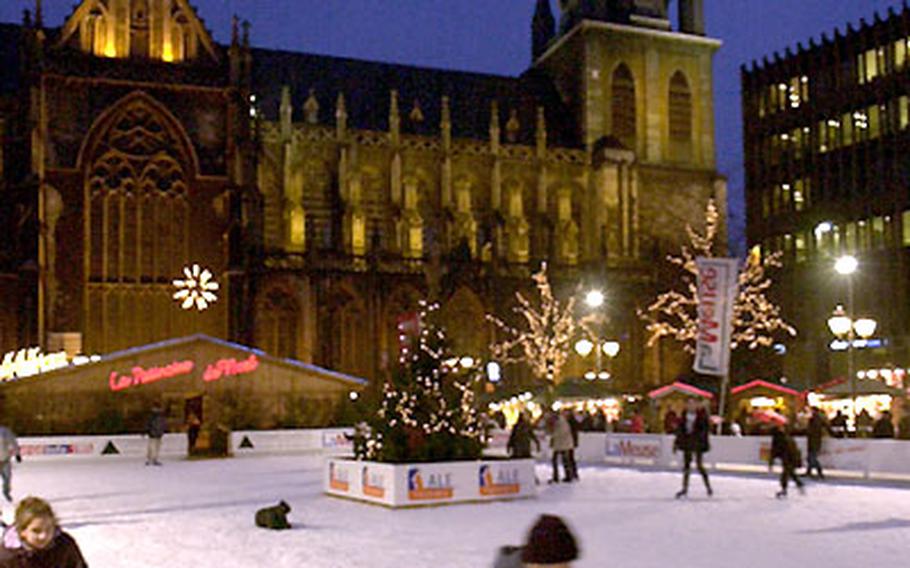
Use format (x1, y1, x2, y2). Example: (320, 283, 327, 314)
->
(0, 0, 725, 389)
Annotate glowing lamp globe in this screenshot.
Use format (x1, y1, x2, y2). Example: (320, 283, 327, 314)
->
(853, 318, 877, 339)
(575, 339, 594, 357)
(834, 255, 858, 275)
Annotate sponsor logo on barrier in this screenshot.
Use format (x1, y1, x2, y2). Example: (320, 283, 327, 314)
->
(322, 431, 354, 449)
(362, 466, 385, 498)
(20, 443, 94, 456)
(479, 464, 521, 496)
(407, 467, 453, 500)
(328, 462, 350, 492)
(759, 443, 771, 462)
(606, 438, 661, 459)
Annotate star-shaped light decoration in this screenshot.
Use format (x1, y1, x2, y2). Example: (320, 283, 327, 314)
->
(173, 264, 219, 311)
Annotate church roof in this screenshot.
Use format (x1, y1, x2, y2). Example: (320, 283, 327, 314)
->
(251, 47, 582, 148)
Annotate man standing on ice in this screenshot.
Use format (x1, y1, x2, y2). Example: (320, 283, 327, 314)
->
(673, 398, 712, 498)
(0, 425, 21, 502)
(770, 422, 805, 498)
(145, 404, 168, 466)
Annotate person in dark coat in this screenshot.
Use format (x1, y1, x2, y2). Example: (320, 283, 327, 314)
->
(145, 404, 167, 466)
(507, 413, 540, 459)
(0, 496, 88, 568)
(673, 398, 712, 498)
(873, 410, 895, 439)
(564, 411, 579, 482)
(770, 424, 804, 498)
(663, 409, 680, 434)
(829, 410, 848, 438)
(804, 407, 832, 479)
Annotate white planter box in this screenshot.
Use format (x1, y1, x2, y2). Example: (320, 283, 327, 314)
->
(324, 457, 536, 508)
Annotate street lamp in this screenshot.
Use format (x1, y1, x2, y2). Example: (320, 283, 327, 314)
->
(585, 289, 605, 308)
(827, 298, 877, 423)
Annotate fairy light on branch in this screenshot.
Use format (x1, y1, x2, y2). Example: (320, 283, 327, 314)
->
(487, 262, 581, 385)
(173, 264, 219, 311)
(637, 199, 796, 353)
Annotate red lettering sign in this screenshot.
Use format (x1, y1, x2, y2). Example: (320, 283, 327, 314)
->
(109, 361, 195, 392)
(203, 355, 259, 382)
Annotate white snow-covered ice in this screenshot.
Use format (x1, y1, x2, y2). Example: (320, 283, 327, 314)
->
(2, 455, 909, 567)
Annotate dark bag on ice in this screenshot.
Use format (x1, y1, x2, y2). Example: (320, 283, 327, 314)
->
(255, 500, 292, 530)
(493, 545, 523, 568)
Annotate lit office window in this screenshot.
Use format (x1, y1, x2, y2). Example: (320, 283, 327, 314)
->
(902, 211, 910, 247)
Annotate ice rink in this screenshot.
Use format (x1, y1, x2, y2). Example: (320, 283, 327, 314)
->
(2, 454, 908, 567)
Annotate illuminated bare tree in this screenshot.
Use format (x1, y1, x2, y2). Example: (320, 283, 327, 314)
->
(638, 199, 796, 353)
(487, 263, 581, 385)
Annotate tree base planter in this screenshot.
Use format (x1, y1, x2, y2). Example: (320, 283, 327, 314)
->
(324, 457, 537, 508)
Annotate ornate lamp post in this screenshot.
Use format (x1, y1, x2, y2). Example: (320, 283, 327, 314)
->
(827, 299, 877, 423)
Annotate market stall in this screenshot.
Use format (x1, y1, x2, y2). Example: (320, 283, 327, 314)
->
(807, 377, 905, 431)
(647, 382, 715, 434)
(729, 380, 803, 422)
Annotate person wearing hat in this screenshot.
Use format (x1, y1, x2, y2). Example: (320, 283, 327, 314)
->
(520, 514, 579, 567)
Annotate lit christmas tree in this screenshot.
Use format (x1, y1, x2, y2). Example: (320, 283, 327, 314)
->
(355, 301, 486, 463)
(487, 263, 581, 386)
(638, 199, 796, 353)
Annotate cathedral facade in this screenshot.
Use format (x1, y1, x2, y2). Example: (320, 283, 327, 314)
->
(0, 0, 725, 390)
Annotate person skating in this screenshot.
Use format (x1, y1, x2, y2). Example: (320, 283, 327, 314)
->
(507, 413, 540, 459)
(770, 423, 805, 498)
(804, 407, 831, 479)
(0, 496, 88, 568)
(673, 398, 712, 498)
(548, 412, 574, 483)
(0, 425, 21, 503)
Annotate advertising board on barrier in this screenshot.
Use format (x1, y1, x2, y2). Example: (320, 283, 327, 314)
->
(322, 431, 354, 450)
(605, 436, 663, 461)
(478, 464, 521, 496)
(324, 458, 536, 508)
(19, 443, 94, 456)
(361, 466, 386, 498)
(328, 461, 350, 492)
(408, 467, 454, 501)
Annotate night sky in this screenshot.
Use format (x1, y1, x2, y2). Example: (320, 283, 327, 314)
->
(1, 0, 905, 253)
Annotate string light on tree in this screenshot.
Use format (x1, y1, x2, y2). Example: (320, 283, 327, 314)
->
(637, 199, 796, 352)
(487, 262, 582, 386)
(173, 264, 220, 311)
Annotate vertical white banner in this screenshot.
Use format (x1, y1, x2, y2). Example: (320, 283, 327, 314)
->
(694, 257, 738, 376)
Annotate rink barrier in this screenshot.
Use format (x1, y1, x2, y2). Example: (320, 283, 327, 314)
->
(324, 457, 536, 508)
(13, 428, 356, 460)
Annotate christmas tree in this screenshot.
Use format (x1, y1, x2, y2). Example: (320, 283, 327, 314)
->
(355, 301, 486, 463)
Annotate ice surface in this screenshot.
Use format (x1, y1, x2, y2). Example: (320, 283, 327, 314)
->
(2, 455, 908, 567)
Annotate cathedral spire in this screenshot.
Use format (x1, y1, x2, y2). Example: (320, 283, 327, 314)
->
(34, 0, 42, 28)
(532, 0, 555, 60)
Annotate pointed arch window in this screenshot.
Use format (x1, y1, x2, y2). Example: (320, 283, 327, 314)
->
(669, 71, 693, 142)
(611, 64, 636, 146)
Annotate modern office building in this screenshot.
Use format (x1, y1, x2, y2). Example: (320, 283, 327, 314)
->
(742, 5, 910, 386)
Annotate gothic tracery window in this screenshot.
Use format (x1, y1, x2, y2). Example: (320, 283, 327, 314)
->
(85, 97, 191, 352)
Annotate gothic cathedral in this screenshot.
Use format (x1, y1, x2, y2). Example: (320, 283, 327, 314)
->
(0, 0, 724, 389)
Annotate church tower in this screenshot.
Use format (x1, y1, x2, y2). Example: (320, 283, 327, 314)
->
(533, 0, 725, 384)
(535, 0, 717, 169)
